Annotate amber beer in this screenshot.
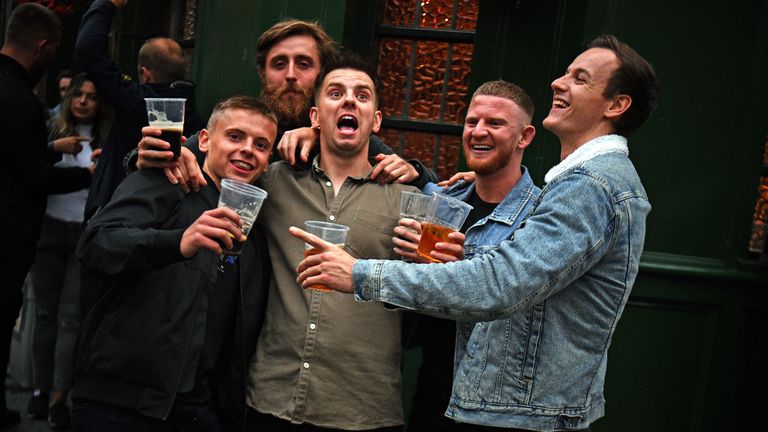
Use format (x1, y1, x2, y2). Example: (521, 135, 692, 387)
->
(417, 222, 455, 262)
(156, 122, 183, 159)
(303, 245, 344, 291)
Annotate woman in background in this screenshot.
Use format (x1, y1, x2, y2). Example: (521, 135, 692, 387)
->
(26, 72, 111, 430)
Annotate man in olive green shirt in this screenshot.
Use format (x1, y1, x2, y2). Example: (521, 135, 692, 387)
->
(245, 53, 418, 431)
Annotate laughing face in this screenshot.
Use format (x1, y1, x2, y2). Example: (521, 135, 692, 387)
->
(200, 108, 277, 188)
(463, 95, 533, 176)
(542, 48, 620, 147)
(310, 68, 382, 158)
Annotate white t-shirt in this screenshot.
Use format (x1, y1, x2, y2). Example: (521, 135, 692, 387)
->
(45, 123, 93, 223)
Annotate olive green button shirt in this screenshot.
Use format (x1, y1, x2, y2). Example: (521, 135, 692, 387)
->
(246, 157, 419, 429)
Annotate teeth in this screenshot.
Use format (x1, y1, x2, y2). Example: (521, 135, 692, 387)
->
(553, 100, 569, 108)
(472, 145, 492, 150)
(232, 161, 253, 170)
(337, 115, 358, 130)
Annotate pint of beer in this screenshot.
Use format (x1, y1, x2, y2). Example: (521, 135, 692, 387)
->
(416, 193, 473, 262)
(145, 98, 186, 158)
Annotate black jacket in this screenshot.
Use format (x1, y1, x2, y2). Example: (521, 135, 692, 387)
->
(0, 54, 91, 252)
(74, 169, 270, 429)
(76, 0, 205, 221)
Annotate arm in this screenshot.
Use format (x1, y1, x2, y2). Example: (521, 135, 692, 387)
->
(75, 0, 142, 113)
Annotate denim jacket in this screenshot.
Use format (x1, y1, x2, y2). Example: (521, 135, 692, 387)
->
(354, 137, 650, 430)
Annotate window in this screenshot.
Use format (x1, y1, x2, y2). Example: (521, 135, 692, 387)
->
(374, 0, 479, 179)
(749, 135, 768, 260)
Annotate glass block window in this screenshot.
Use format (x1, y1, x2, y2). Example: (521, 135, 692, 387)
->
(375, 0, 479, 179)
(748, 136, 768, 258)
(169, 0, 198, 77)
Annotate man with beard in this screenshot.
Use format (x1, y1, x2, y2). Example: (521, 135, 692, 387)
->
(392, 81, 539, 432)
(136, 19, 437, 187)
(292, 34, 659, 431)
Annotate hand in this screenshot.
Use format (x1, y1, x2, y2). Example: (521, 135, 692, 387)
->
(52, 136, 88, 155)
(430, 231, 465, 262)
(370, 153, 420, 184)
(289, 226, 356, 293)
(277, 127, 318, 166)
(180, 207, 245, 258)
(438, 171, 476, 188)
(392, 218, 427, 262)
(89, 148, 102, 174)
(137, 127, 206, 193)
(111, 0, 128, 10)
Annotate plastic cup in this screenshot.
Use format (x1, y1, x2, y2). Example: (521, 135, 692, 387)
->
(417, 192, 473, 262)
(217, 179, 268, 255)
(145, 98, 186, 159)
(399, 191, 432, 260)
(303, 221, 350, 291)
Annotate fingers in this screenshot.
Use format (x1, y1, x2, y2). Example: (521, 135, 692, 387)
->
(288, 226, 333, 251)
(277, 130, 297, 165)
(371, 154, 419, 184)
(437, 171, 476, 187)
(180, 148, 206, 191)
(90, 148, 102, 161)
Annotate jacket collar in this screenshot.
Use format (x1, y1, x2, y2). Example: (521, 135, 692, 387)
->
(0, 53, 33, 88)
(544, 134, 628, 183)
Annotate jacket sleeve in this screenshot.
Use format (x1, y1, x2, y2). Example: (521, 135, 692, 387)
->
(77, 170, 186, 279)
(354, 170, 617, 321)
(75, 0, 143, 114)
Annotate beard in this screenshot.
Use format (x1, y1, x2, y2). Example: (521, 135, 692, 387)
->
(465, 147, 514, 176)
(261, 82, 313, 128)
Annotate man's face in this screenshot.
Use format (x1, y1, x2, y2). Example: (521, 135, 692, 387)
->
(310, 68, 382, 158)
(260, 34, 321, 126)
(70, 80, 99, 124)
(542, 48, 620, 141)
(463, 95, 529, 176)
(58, 76, 71, 100)
(200, 109, 277, 188)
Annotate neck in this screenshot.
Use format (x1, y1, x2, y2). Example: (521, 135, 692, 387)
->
(474, 163, 522, 204)
(0, 45, 34, 75)
(558, 126, 615, 160)
(318, 143, 372, 195)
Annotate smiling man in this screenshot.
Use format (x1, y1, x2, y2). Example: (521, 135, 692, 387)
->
(72, 96, 275, 431)
(244, 51, 419, 432)
(292, 35, 660, 431)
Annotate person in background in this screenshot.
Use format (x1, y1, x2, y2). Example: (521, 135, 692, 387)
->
(1, 4, 92, 427)
(26, 73, 110, 430)
(291, 34, 660, 431)
(48, 69, 76, 119)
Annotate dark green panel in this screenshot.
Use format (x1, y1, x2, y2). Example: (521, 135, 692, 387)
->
(193, 0, 347, 120)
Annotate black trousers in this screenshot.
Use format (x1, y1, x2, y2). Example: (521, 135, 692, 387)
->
(71, 400, 220, 432)
(0, 241, 36, 410)
(246, 408, 403, 432)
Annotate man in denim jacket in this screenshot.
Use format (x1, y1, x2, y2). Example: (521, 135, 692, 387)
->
(292, 34, 659, 431)
(397, 81, 539, 432)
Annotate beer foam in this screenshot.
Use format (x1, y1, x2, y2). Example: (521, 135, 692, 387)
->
(149, 121, 184, 131)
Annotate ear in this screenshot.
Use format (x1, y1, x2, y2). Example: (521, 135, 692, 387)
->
(371, 110, 382, 134)
(198, 129, 210, 154)
(605, 94, 632, 120)
(517, 124, 536, 150)
(310, 106, 320, 129)
(139, 66, 152, 84)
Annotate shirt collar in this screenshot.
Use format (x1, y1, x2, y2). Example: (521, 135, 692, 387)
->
(544, 134, 628, 183)
(311, 154, 373, 182)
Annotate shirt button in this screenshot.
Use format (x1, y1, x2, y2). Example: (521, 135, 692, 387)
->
(309, 323, 317, 330)
(303, 362, 310, 369)
(329, 215, 336, 221)
(325, 181, 332, 187)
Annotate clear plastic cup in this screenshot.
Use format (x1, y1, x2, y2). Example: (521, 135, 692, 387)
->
(217, 178, 268, 255)
(303, 221, 350, 291)
(145, 98, 185, 158)
(417, 192, 473, 262)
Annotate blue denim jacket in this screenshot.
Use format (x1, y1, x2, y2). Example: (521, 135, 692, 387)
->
(354, 147, 650, 430)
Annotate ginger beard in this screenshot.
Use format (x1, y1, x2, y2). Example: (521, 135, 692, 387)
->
(261, 81, 314, 128)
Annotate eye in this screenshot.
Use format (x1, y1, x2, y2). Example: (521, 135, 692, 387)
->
(298, 60, 312, 69)
(574, 74, 587, 84)
(329, 89, 343, 98)
(356, 93, 369, 101)
(271, 60, 286, 70)
(228, 132, 242, 141)
(254, 140, 269, 150)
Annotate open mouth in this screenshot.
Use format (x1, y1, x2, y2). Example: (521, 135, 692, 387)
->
(552, 99, 570, 109)
(337, 115, 358, 133)
(470, 144, 493, 152)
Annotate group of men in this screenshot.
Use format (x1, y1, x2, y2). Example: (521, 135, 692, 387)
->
(1, 0, 660, 431)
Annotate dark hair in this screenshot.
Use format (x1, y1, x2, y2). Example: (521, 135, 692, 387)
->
(4, 3, 61, 49)
(472, 80, 535, 123)
(256, 19, 337, 72)
(207, 95, 278, 131)
(313, 51, 379, 106)
(138, 38, 186, 83)
(54, 73, 113, 146)
(588, 34, 660, 137)
(56, 69, 77, 83)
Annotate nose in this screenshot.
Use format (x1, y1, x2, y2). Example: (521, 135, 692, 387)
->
(471, 122, 488, 138)
(551, 75, 567, 91)
(285, 62, 297, 82)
